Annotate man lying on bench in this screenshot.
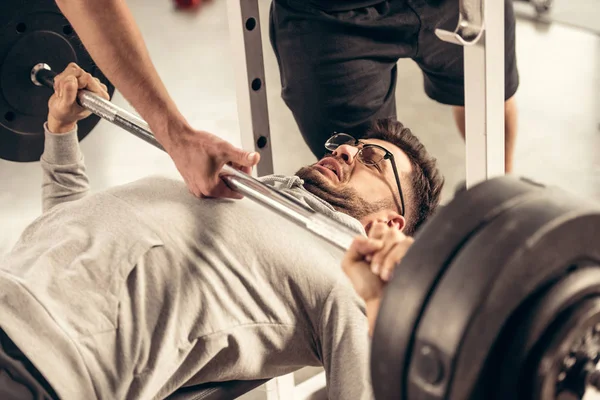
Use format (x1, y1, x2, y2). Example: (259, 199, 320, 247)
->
(0, 64, 443, 400)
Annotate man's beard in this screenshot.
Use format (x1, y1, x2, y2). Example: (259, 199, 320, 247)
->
(295, 165, 393, 221)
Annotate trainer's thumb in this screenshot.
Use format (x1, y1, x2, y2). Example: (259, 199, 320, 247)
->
(227, 144, 260, 168)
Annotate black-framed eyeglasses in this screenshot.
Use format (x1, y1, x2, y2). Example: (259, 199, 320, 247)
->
(324, 133, 406, 216)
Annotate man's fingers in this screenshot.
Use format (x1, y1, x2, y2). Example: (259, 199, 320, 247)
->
(52, 76, 63, 97)
(54, 64, 110, 100)
(61, 76, 79, 106)
(59, 63, 84, 85)
(368, 221, 389, 239)
(95, 78, 110, 100)
(371, 230, 407, 274)
(77, 72, 94, 90)
(380, 238, 413, 281)
(341, 249, 385, 304)
(83, 74, 108, 99)
(82, 75, 110, 100)
(344, 237, 384, 272)
(353, 237, 384, 257)
(68, 62, 83, 74)
(53, 65, 82, 98)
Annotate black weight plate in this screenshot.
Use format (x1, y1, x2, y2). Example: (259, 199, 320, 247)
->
(0, 0, 115, 162)
(408, 188, 600, 400)
(494, 267, 600, 400)
(531, 297, 600, 400)
(370, 176, 547, 400)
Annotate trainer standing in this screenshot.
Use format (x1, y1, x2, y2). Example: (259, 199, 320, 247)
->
(268, 0, 519, 172)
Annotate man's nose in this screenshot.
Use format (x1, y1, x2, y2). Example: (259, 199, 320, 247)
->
(332, 144, 359, 165)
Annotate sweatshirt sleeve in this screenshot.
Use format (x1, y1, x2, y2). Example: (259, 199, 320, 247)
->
(318, 284, 375, 400)
(40, 122, 90, 213)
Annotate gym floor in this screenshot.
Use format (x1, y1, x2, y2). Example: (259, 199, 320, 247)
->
(0, 0, 598, 398)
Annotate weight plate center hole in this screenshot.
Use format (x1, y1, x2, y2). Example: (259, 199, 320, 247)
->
(16, 23, 27, 33)
(4, 112, 16, 122)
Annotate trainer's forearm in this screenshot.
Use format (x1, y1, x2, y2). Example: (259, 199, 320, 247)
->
(55, 0, 189, 147)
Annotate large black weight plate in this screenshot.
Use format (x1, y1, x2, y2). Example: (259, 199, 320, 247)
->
(530, 296, 600, 400)
(0, 0, 115, 162)
(493, 267, 600, 400)
(408, 187, 600, 400)
(370, 176, 547, 400)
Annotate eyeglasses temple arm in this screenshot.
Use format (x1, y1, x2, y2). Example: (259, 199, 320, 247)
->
(389, 156, 406, 217)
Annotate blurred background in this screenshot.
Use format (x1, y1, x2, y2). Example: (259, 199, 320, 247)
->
(0, 0, 598, 397)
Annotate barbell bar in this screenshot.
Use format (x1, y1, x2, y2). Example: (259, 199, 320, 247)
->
(31, 64, 358, 252)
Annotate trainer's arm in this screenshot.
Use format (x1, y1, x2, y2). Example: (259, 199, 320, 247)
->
(54, 0, 182, 142)
(54, 0, 260, 199)
(41, 124, 90, 213)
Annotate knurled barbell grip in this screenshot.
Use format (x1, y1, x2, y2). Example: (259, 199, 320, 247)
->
(31, 64, 357, 251)
(33, 66, 165, 150)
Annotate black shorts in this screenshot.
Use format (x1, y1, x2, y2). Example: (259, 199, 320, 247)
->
(269, 0, 520, 157)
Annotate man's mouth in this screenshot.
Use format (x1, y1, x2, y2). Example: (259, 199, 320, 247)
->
(315, 158, 343, 182)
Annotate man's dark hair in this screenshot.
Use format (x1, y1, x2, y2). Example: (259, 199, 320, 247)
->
(363, 118, 444, 235)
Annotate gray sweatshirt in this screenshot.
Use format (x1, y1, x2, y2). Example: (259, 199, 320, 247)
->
(0, 126, 374, 400)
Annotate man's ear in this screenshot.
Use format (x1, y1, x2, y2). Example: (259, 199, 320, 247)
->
(361, 210, 407, 235)
(385, 211, 406, 232)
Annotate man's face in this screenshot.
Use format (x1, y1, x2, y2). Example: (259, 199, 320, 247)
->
(295, 138, 413, 228)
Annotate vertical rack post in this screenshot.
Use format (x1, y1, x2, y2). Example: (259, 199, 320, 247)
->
(226, 0, 274, 176)
(435, 0, 505, 188)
